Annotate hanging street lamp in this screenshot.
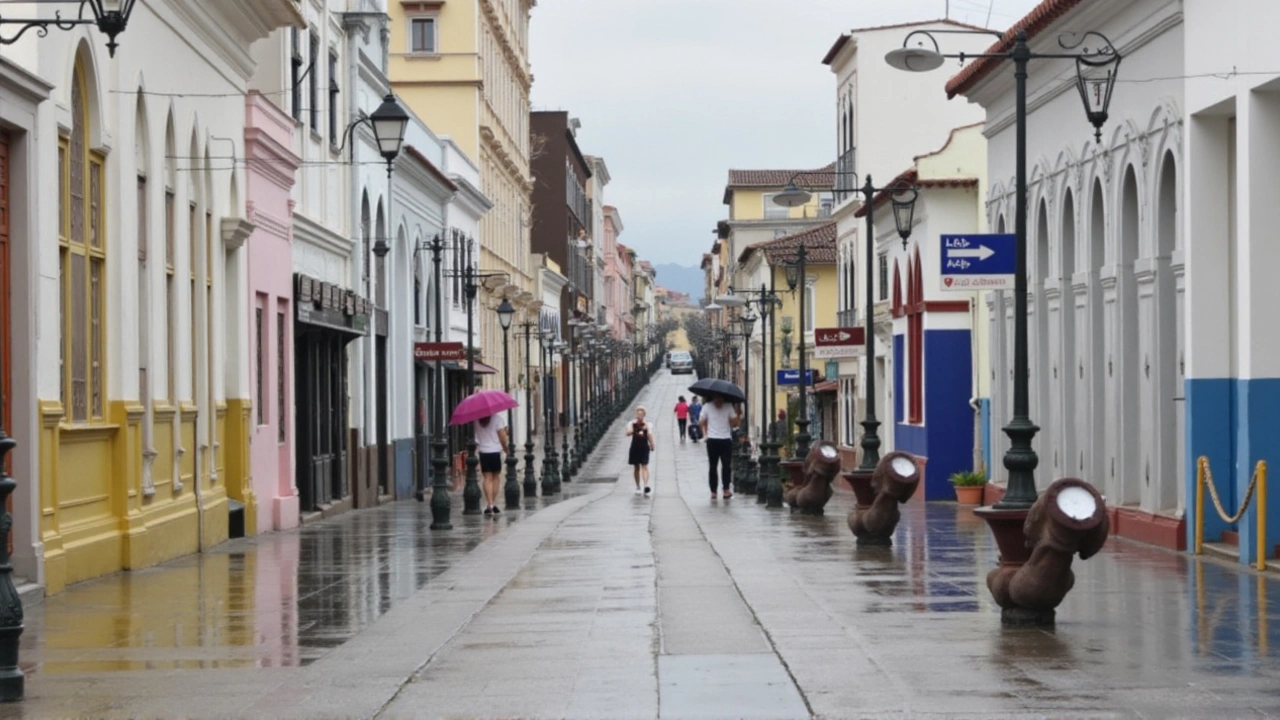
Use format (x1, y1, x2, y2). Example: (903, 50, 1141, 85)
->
(0, 0, 138, 56)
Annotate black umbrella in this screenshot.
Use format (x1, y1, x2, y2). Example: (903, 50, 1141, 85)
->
(689, 378, 747, 404)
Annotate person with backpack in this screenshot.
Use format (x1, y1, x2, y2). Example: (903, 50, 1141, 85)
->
(688, 397, 704, 442)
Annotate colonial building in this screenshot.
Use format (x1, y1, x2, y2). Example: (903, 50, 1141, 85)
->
(855, 124, 989, 500)
(821, 19, 989, 472)
(388, 0, 536, 389)
(0, 1, 302, 594)
(947, 0, 1189, 550)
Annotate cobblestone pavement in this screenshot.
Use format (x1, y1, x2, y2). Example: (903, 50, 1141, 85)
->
(5, 372, 1280, 718)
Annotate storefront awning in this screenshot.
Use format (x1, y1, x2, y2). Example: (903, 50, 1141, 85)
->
(813, 380, 839, 394)
(442, 360, 498, 375)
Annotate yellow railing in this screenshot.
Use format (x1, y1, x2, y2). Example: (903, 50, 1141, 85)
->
(1194, 456, 1268, 571)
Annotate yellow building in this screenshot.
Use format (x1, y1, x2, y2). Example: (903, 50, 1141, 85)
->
(735, 223, 838, 447)
(27, 2, 301, 594)
(720, 166, 834, 295)
(388, 0, 535, 377)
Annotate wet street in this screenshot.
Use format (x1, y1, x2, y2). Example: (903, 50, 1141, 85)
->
(6, 371, 1280, 718)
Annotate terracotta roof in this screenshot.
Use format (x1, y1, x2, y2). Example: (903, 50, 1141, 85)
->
(726, 163, 836, 189)
(738, 222, 837, 266)
(853, 168, 979, 218)
(945, 0, 1087, 99)
(822, 18, 994, 65)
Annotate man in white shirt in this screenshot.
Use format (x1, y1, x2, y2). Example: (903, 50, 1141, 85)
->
(699, 394, 739, 499)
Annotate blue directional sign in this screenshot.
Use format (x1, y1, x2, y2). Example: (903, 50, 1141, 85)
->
(939, 233, 1016, 291)
(777, 369, 817, 386)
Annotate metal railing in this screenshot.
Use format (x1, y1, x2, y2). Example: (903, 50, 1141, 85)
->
(1194, 455, 1268, 571)
(837, 308, 857, 327)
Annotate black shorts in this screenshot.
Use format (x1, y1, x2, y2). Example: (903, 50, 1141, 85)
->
(479, 452, 502, 473)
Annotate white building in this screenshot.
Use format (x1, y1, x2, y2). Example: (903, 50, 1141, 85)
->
(0, 0, 300, 593)
(949, 0, 1194, 552)
(856, 124, 989, 500)
(822, 19, 989, 469)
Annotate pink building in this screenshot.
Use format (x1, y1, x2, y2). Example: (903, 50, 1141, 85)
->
(613, 242, 634, 339)
(601, 206, 629, 337)
(244, 92, 301, 532)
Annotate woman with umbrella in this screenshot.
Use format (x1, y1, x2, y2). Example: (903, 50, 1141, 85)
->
(450, 390, 519, 516)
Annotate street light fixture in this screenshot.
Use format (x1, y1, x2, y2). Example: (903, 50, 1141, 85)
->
(887, 24, 1120, 624)
(0, 0, 138, 56)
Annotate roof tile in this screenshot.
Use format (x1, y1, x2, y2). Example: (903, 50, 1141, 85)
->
(945, 0, 1087, 99)
(739, 222, 838, 266)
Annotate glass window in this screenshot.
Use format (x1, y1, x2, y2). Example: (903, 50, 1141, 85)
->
(308, 30, 319, 131)
(290, 29, 303, 121)
(411, 17, 437, 54)
(60, 63, 107, 423)
(328, 50, 340, 146)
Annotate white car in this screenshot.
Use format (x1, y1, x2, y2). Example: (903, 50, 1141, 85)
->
(669, 351, 694, 374)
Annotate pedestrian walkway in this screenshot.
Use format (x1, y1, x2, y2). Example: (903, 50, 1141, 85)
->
(6, 372, 1280, 718)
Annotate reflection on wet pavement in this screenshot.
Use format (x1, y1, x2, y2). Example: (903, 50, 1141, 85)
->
(18, 487, 591, 676)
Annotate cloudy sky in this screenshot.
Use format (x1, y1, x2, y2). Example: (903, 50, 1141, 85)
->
(529, 0, 1043, 269)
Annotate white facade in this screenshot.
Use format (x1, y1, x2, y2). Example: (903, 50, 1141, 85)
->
(959, 0, 1186, 524)
(863, 124, 988, 489)
(2, 0, 299, 585)
(824, 20, 989, 454)
(586, 155, 610, 327)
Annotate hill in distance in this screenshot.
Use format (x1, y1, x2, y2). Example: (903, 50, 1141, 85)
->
(652, 263, 704, 301)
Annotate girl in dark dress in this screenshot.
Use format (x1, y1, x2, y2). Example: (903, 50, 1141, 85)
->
(627, 406, 656, 496)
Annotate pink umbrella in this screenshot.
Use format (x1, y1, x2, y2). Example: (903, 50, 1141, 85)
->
(449, 389, 519, 425)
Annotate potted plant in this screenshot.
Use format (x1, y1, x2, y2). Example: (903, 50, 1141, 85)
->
(950, 470, 988, 505)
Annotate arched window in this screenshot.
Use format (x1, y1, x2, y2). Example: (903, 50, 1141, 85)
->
(59, 58, 107, 423)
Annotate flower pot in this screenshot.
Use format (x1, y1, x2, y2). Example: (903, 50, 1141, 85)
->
(954, 484, 985, 505)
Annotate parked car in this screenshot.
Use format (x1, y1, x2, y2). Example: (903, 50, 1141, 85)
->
(669, 351, 694, 374)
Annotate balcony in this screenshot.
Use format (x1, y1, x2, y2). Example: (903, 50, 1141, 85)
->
(835, 148, 856, 204)
(837, 308, 858, 328)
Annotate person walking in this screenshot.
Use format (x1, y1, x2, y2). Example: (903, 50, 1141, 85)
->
(688, 396, 704, 443)
(627, 406, 656, 496)
(674, 396, 690, 441)
(700, 394, 739, 499)
(474, 413, 508, 515)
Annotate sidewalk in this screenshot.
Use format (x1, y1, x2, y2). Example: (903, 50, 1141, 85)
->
(6, 372, 1280, 718)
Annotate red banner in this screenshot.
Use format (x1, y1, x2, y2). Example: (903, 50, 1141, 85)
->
(414, 342, 466, 362)
(814, 327, 865, 346)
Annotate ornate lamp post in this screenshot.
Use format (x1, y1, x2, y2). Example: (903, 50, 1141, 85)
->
(496, 298, 520, 509)
(560, 338, 572, 487)
(774, 175, 918, 530)
(738, 310, 757, 494)
(781, 243, 812, 460)
(428, 235, 453, 530)
(519, 316, 538, 498)
(538, 331, 558, 495)
(886, 26, 1120, 624)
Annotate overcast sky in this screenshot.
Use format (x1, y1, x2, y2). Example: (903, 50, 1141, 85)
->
(529, 0, 1043, 268)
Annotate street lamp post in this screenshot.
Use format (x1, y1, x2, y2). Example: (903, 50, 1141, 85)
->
(886, 26, 1120, 623)
(539, 333, 559, 495)
(497, 299, 519, 509)
(738, 311, 757, 495)
(519, 318, 538, 498)
(774, 175, 918, 479)
(428, 235, 453, 530)
(783, 243, 811, 460)
(561, 339, 572, 486)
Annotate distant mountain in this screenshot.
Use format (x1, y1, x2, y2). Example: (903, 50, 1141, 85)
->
(652, 263, 704, 301)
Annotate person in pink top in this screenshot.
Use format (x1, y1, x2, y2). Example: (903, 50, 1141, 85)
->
(674, 395, 690, 441)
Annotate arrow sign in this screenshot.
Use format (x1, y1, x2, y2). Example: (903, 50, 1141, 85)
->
(947, 245, 995, 261)
(814, 327, 864, 347)
(940, 233, 1016, 291)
